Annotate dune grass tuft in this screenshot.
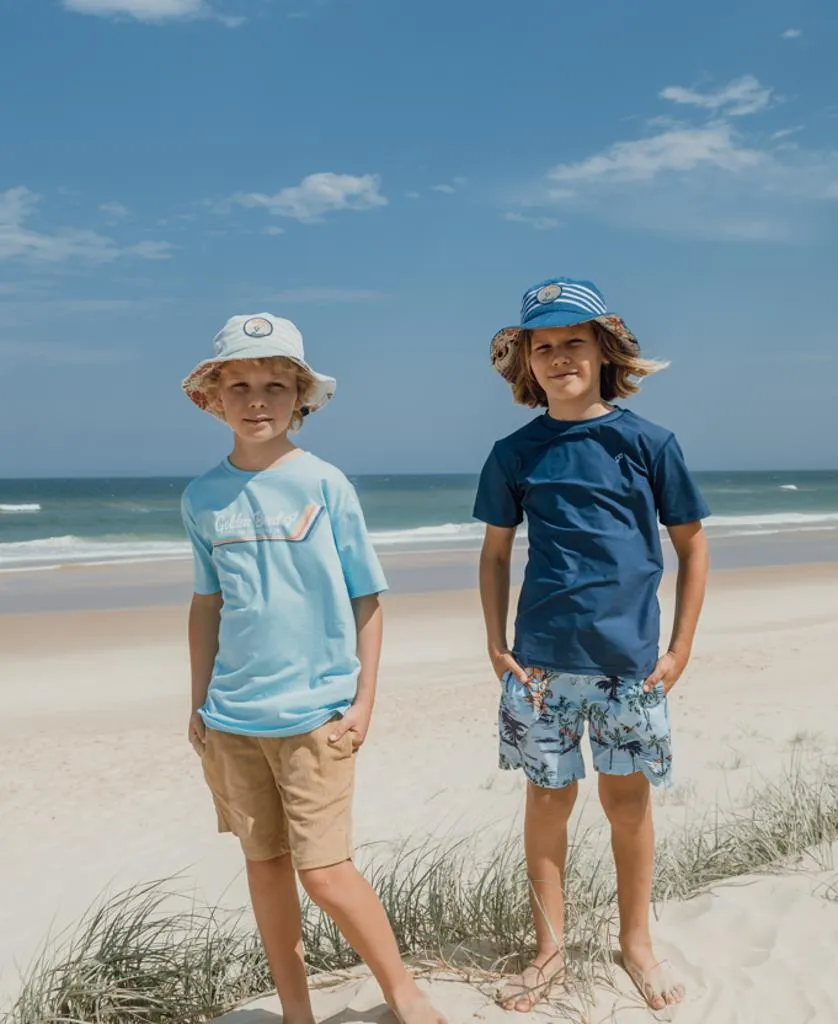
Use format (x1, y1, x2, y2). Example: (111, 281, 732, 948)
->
(4, 765, 837, 1024)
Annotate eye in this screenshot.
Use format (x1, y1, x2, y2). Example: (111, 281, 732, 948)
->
(534, 344, 551, 353)
(267, 381, 287, 390)
(230, 381, 248, 389)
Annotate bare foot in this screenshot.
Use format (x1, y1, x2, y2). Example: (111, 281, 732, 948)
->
(388, 979, 447, 1024)
(496, 952, 565, 1013)
(621, 941, 685, 1014)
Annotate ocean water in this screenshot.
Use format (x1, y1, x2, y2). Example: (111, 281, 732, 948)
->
(1, 471, 837, 572)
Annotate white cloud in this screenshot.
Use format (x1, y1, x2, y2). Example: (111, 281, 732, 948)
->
(0, 187, 172, 263)
(660, 75, 774, 116)
(271, 288, 388, 304)
(128, 240, 174, 259)
(504, 212, 560, 230)
(232, 173, 387, 223)
(548, 125, 763, 184)
(0, 340, 135, 366)
(772, 125, 804, 141)
(99, 201, 130, 222)
(63, 0, 207, 22)
(405, 191, 421, 200)
(432, 178, 467, 194)
(263, 225, 286, 236)
(0, 298, 165, 328)
(514, 78, 838, 243)
(782, 28, 802, 39)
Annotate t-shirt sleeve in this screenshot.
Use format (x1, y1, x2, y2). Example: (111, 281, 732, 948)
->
(326, 476, 388, 598)
(651, 436, 711, 526)
(473, 445, 524, 528)
(181, 494, 221, 595)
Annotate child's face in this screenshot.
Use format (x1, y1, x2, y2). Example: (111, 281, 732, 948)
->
(216, 359, 300, 441)
(529, 323, 606, 405)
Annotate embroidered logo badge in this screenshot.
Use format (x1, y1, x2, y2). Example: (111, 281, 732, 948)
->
(536, 284, 563, 305)
(243, 317, 274, 338)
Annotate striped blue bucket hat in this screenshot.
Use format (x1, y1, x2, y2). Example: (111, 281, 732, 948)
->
(490, 276, 638, 382)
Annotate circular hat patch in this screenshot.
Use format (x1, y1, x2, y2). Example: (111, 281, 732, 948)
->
(243, 317, 274, 338)
(536, 284, 563, 304)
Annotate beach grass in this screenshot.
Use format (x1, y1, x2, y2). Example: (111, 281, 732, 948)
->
(4, 764, 837, 1024)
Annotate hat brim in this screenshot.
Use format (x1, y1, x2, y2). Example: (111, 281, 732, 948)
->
(181, 351, 336, 422)
(490, 313, 638, 382)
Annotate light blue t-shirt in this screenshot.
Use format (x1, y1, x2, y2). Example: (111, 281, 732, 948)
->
(181, 452, 388, 738)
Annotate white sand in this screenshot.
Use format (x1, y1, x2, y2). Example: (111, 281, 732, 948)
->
(2, 563, 838, 1021)
(214, 853, 838, 1023)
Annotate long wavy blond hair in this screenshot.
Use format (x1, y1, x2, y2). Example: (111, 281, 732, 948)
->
(200, 357, 318, 432)
(507, 322, 668, 408)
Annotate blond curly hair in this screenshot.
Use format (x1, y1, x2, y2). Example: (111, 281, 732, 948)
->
(200, 357, 319, 432)
(507, 322, 668, 408)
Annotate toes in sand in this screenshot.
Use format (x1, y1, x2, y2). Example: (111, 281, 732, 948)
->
(623, 954, 685, 1014)
(496, 955, 565, 1014)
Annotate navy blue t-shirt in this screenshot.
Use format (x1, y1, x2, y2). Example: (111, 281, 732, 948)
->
(473, 408, 709, 679)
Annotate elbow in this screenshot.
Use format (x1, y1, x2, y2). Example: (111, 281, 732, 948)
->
(479, 548, 511, 577)
(680, 539, 710, 575)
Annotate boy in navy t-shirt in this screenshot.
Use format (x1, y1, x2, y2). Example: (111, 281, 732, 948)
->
(474, 278, 709, 1014)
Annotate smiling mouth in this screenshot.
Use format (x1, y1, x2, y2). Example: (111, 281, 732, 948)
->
(244, 417, 273, 423)
(549, 371, 578, 380)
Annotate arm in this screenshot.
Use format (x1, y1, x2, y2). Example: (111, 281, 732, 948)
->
(352, 593, 383, 712)
(643, 522, 709, 693)
(479, 525, 529, 682)
(328, 593, 383, 750)
(187, 591, 222, 752)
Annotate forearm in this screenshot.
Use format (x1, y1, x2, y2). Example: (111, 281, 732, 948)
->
(188, 594, 222, 713)
(668, 541, 710, 659)
(479, 550, 512, 655)
(353, 593, 383, 709)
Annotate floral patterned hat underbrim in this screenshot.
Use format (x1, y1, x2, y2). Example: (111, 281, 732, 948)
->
(490, 314, 639, 383)
(181, 356, 336, 423)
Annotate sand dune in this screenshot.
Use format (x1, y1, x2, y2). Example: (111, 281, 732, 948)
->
(2, 563, 838, 1020)
(214, 854, 838, 1023)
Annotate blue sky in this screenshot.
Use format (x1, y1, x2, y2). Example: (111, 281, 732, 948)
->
(1, 0, 836, 477)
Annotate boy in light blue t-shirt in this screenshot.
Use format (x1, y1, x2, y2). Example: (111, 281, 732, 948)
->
(181, 314, 445, 1024)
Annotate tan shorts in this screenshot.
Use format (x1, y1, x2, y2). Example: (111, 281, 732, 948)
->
(201, 720, 355, 870)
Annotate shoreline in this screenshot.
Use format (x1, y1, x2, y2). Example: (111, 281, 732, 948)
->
(2, 528, 838, 615)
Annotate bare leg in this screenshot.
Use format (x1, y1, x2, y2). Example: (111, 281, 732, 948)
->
(498, 780, 577, 1013)
(599, 773, 684, 1011)
(246, 854, 314, 1024)
(298, 860, 446, 1024)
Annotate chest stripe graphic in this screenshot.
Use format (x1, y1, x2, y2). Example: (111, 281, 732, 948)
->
(212, 503, 324, 547)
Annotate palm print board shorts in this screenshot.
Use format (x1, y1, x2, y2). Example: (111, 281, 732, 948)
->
(498, 667, 672, 789)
